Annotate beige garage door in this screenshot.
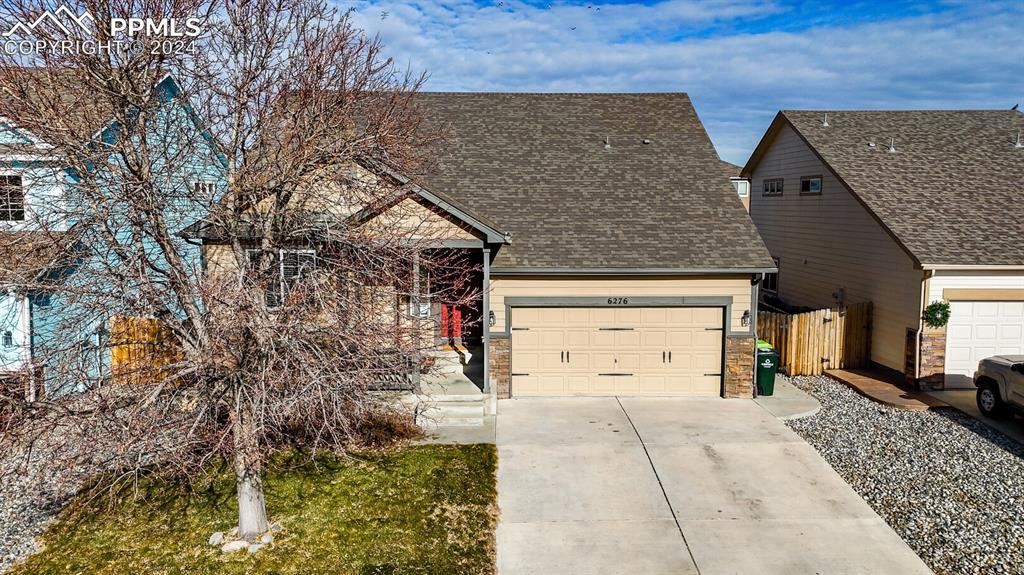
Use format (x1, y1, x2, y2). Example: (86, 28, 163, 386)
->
(510, 307, 724, 396)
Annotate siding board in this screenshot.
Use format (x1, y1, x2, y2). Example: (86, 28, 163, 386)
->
(750, 124, 923, 372)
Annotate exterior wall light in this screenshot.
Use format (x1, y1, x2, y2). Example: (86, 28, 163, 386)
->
(741, 309, 751, 327)
(488, 310, 496, 327)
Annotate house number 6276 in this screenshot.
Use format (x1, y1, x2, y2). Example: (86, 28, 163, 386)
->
(607, 297, 629, 305)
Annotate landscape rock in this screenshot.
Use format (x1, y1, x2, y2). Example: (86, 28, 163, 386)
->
(269, 521, 282, 533)
(260, 533, 274, 544)
(221, 540, 248, 553)
(208, 531, 224, 546)
(247, 543, 263, 554)
(786, 375, 1024, 575)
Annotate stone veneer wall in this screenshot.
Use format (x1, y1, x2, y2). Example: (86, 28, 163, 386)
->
(917, 329, 947, 390)
(725, 336, 755, 398)
(488, 336, 511, 398)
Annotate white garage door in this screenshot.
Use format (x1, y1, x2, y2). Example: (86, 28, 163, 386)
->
(945, 301, 1024, 381)
(510, 307, 724, 397)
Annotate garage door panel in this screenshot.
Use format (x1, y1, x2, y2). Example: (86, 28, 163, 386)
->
(592, 352, 618, 371)
(592, 375, 616, 392)
(640, 374, 667, 393)
(512, 375, 539, 394)
(540, 330, 566, 347)
(641, 330, 668, 347)
(946, 300, 1024, 379)
(668, 330, 693, 347)
(615, 375, 640, 393)
(566, 330, 590, 347)
(641, 308, 669, 325)
(641, 351, 667, 371)
(510, 306, 724, 397)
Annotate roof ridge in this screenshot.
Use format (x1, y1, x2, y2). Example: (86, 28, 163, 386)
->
(417, 91, 690, 96)
(782, 108, 1016, 114)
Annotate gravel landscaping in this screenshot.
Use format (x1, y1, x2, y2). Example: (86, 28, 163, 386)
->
(0, 452, 79, 573)
(786, 375, 1024, 575)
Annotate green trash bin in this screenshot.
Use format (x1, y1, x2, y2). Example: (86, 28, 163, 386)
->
(756, 340, 779, 396)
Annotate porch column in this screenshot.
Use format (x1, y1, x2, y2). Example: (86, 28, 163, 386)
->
(482, 248, 491, 394)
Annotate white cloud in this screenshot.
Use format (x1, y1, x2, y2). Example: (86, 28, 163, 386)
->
(347, 0, 1024, 163)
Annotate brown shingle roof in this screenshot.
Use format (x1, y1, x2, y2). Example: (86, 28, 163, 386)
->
(774, 109, 1024, 267)
(412, 93, 774, 271)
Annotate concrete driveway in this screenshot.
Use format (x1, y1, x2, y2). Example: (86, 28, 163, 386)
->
(495, 397, 932, 575)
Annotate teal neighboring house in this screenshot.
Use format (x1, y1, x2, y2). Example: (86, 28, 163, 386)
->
(0, 72, 226, 398)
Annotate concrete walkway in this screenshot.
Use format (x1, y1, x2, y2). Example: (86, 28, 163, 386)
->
(753, 377, 821, 419)
(495, 397, 932, 575)
(825, 368, 947, 411)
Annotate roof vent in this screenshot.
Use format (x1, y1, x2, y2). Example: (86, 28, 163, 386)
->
(1016, 130, 1023, 149)
(642, 138, 651, 145)
(887, 137, 897, 153)
(821, 113, 829, 127)
(867, 139, 876, 151)
(603, 136, 611, 150)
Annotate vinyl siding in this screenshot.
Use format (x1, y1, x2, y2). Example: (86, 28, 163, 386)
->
(927, 270, 1024, 303)
(749, 124, 923, 371)
(489, 275, 752, 333)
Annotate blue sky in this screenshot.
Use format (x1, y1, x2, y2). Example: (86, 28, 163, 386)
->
(348, 0, 1024, 164)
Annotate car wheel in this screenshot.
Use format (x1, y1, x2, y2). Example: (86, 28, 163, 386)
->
(977, 384, 1005, 418)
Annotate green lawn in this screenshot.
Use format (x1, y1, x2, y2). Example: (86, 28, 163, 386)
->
(12, 444, 497, 575)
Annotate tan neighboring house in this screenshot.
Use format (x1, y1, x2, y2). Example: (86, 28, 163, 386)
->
(196, 93, 775, 401)
(743, 109, 1024, 388)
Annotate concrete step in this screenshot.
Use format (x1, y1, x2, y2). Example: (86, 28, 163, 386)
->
(415, 397, 486, 427)
(417, 401, 485, 427)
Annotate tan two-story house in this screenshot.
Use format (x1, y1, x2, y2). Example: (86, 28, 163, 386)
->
(743, 109, 1024, 388)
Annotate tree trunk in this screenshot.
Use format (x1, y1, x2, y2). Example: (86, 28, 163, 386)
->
(233, 399, 268, 540)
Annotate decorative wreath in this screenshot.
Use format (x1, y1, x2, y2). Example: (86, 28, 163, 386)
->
(922, 301, 951, 329)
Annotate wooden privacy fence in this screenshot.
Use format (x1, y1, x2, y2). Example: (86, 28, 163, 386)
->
(757, 302, 872, 376)
(110, 315, 182, 384)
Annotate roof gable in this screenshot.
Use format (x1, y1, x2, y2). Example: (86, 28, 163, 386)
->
(745, 109, 1024, 267)
(411, 92, 773, 271)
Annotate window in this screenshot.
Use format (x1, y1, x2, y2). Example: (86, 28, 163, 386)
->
(762, 178, 784, 196)
(763, 257, 780, 293)
(247, 248, 317, 307)
(2, 331, 13, 347)
(731, 178, 750, 198)
(800, 176, 823, 195)
(408, 265, 431, 318)
(0, 175, 24, 221)
(193, 181, 217, 196)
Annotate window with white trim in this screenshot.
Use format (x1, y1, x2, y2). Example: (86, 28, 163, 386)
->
(0, 175, 24, 221)
(408, 265, 431, 318)
(731, 178, 750, 198)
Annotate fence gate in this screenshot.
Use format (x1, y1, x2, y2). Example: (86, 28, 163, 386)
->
(110, 316, 181, 384)
(757, 302, 872, 376)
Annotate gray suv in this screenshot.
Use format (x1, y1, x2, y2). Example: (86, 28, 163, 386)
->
(974, 355, 1024, 418)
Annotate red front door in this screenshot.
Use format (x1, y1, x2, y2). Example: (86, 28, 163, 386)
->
(440, 304, 463, 339)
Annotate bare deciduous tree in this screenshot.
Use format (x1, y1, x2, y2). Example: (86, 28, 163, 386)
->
(0, 0, 478, 541)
